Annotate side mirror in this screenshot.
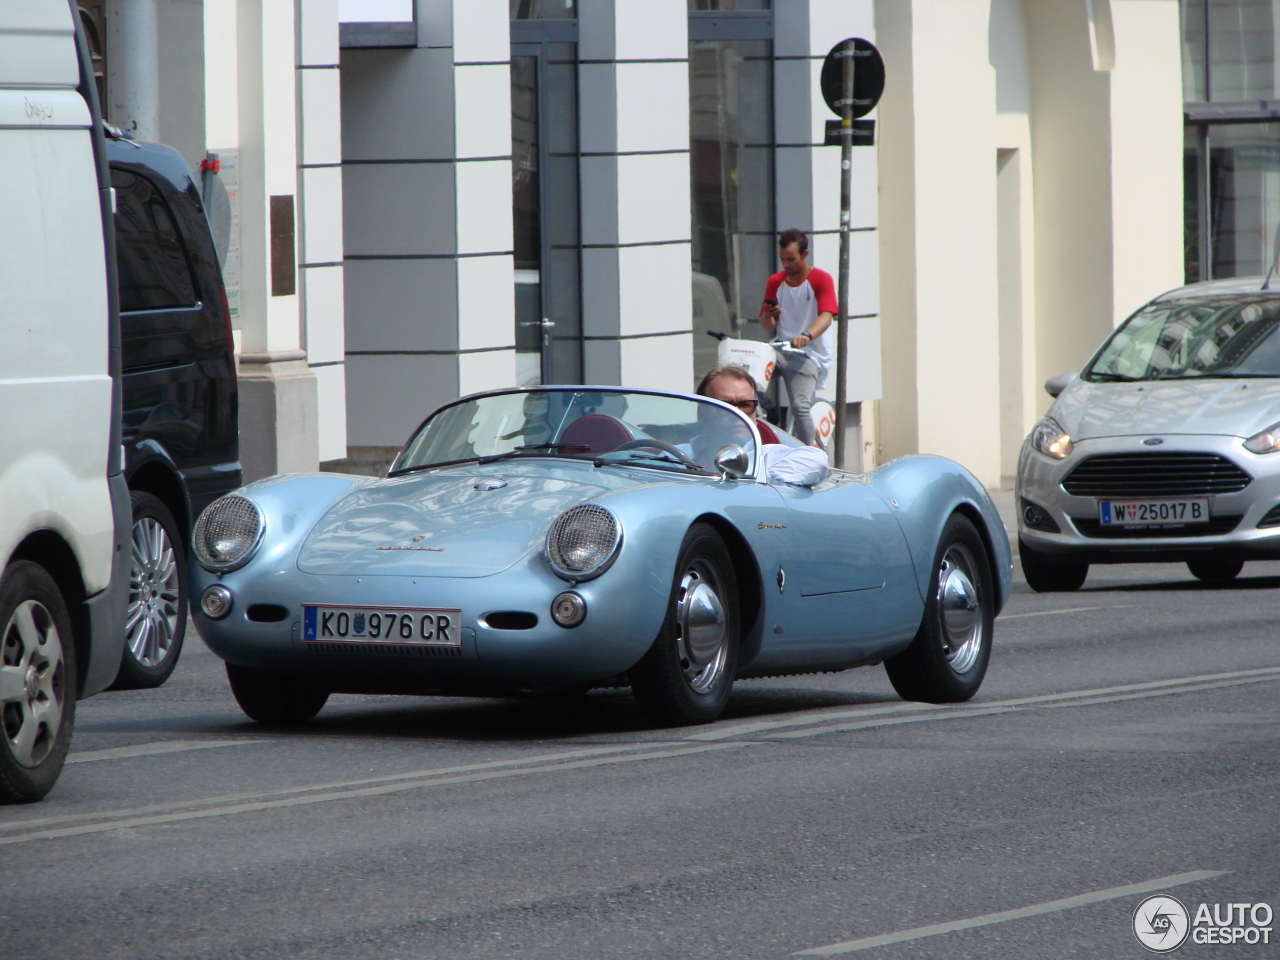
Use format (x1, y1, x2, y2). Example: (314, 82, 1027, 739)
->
(1044, 372, 1077, 399)
(714, 443, 749, 480)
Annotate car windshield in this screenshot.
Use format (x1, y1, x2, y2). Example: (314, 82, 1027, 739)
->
(1085, 295, 1280, 382)
(392, 388, 758, 478)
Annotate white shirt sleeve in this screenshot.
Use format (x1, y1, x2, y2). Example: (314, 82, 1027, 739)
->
(761, 444, 830, 486)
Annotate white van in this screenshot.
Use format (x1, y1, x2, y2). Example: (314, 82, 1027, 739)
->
(0, 0, 129, 802)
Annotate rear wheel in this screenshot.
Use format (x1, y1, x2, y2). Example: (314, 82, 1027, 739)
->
(1019, 538, 1088, 592)
(630, 523, 739, 726)
(113, 491, 186, 689)
(1187, 558, 1244, 582)
(0, 561, 76, 803)
(886, 514, 993, 703)
(225, 663, 329, 724)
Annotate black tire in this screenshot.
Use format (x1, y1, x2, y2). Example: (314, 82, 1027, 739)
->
(113, 491, 187, 690)
(1019, 538, 1088, 592)
(0, 561, 77, 804)
(225, 663, 329, 724)
(886, 514, 994, 703)
(1187, 558, 1244, 582)
(630, 523, 739, 726)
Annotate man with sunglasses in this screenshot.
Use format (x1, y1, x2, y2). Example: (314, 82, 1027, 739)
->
(695, 365, 829, 486)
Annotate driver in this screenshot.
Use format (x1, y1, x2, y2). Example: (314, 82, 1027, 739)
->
(696, 366, 830, 487)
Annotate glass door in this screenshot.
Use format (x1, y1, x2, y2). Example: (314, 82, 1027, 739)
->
(511, 41, 581, 385)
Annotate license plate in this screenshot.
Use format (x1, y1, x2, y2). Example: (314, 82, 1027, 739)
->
(1098, 499, 1210, 526)
(301, 604, 462, 645)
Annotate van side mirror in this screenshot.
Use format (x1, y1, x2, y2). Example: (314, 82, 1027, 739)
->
(1044, 372, 1077, 399)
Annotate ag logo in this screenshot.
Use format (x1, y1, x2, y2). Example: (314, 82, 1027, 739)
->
(1133, 894, 1190, 952)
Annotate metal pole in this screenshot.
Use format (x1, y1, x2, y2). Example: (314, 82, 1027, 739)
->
(833, 46, 854, 469)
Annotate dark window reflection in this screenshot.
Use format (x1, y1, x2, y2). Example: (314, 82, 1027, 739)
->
(510, 0, 576, 18)
(689, 1, 770, 10)
(111, 169, 197, 312)
(689, 38, 773, 377)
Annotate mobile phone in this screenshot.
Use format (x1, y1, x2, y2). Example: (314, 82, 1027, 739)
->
(763, 298, 777, 307)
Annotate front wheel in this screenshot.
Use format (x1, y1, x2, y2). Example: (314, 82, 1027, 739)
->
(886, 514, 994, 704)
(1187, 558, 1243, 582)
(0, 561, 77, 803)
(225, 663, 329, 724)
(114, 491, 187, 689)
(1019, 538, 1088, 592)
(630, 523, 739, 726)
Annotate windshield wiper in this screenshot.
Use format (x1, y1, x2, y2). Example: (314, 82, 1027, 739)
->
(478, 443, 590, 464)
(594, 451, 709, 474)
(1085, 372, 1143, 382)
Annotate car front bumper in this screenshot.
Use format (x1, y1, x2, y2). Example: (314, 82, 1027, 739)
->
(1017, 434, 1280, 564)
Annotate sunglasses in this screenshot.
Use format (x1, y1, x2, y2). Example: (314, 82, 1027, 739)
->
(733, 399, 759, 413)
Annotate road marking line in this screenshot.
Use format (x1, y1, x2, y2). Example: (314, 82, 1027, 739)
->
(0, 743, 746, 845)
(66, 740, 265, 764)
(794, 869, 1230, 955)
(998, 604, 1134, 620)
(692, 666, 1280, 742)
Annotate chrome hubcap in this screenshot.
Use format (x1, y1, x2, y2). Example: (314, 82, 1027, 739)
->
(674, 560, 728, 694)
(937, 544, 984, 674)
(126, 516, 181, 668)
(0, 600, 66, 768)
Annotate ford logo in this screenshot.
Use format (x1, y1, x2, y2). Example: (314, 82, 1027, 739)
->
(1143, 437, 1164, 445)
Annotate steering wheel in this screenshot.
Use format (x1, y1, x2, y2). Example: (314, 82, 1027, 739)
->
(612, 438, 697, 463)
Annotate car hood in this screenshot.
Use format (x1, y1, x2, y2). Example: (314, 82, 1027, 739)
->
(295, 464, 633, 577)
(1053, 377, 1280, 441)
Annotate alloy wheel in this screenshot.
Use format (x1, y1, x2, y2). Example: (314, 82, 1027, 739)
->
(0, 599, 67, 768)
(126, 516, 182, 668)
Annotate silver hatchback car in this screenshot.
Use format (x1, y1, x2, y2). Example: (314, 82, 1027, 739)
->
(1017, 276, 1280, 591)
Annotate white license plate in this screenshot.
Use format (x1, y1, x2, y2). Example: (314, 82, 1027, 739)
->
(1098, 499, 1210, 526)
(301, 604, 462, 645)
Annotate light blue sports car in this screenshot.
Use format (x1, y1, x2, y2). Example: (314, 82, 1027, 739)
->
(190, 387, 1011, 726)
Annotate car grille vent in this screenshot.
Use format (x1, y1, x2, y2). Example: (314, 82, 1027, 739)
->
(1071, 515, 1243, 539)
(1061, 453, 1252, 498)
(1258, 504, 1280, 528)
(302, 642, 463, 658)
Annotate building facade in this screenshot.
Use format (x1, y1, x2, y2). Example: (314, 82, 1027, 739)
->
(84, 0, 1266, 490)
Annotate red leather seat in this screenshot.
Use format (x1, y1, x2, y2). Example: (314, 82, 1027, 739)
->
(754, 419, 780, 445)
(559, 414, 632, 454)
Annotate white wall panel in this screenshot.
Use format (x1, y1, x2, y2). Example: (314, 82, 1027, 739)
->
(451, 0, 507, 63)
(808, 0, 875, 54)
(456, 254, 514, 351)
(304, 266, 345, 363)
(616, 152, 691, 246)
(810, 144, 877, 231)
(454, 63, 511, 159)
(614, 62, 689, 154)
(458, 348, 516, 396)
(614, 0, 687, 61)
(301, 165, 345, 264)
(313, 362, 348, 461)
(454, 159, 513, 255)
(617, 242, 692, 336)
(619, 334, 694, 393)
(300, 0, 339, 65)
(301, 69, 342, 166)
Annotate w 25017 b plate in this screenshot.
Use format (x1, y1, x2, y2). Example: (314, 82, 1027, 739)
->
(1099, 498, 1210, 526)
(302, 604, 462, 645)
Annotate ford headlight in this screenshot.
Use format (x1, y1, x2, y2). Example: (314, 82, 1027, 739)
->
(1244, 421, 1280, 454)
(1029, 417, 1074, 460)
(192, 496, 265, 572)
(545, 504, 622, 581)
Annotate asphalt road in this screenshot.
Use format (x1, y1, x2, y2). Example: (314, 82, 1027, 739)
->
(2, 551, 1278, 960)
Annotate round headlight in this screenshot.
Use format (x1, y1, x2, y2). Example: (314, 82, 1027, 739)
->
(545, 504, 622, 581)
(192, 495, 265, 572)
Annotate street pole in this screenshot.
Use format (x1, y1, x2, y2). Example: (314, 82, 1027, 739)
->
(833, 47, 854, 470)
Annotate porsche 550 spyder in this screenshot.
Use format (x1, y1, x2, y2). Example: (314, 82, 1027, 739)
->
(190, 387, 1012, 726)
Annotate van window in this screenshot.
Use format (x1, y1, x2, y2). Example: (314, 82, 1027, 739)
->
(112, 168, 197, 312)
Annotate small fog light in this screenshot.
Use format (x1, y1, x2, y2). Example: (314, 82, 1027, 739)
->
(1023, 503, 1046, 526)
(550, 591, 586, 628)
(200, 584, 233, 620)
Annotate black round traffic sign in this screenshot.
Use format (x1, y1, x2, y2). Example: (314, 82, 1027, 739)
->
(820, 37, 884, 119)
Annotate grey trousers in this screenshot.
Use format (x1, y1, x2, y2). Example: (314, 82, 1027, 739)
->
(776, 350, 821, 445)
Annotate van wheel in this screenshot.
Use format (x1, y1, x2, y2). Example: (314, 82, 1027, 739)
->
(0, 561, 76, 803)
(113, 491, 186, 689)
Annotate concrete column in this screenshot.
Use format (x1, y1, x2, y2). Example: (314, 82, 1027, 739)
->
(236, 0, 318, 479)
(578, 0, 693, 392)
(106, 0, 160, 141)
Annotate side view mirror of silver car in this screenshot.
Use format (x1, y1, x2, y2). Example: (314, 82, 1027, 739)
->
(1043, 372, 1077, 399)
(714, 444, 749, 480)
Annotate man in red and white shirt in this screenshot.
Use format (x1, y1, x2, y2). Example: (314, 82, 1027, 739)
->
(759, 228, 837, 445)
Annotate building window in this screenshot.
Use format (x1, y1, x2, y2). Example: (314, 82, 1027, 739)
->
(511, 0, 576, 18)
(688, 9, 774, 379)
(1183, 0, 1280, 282)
